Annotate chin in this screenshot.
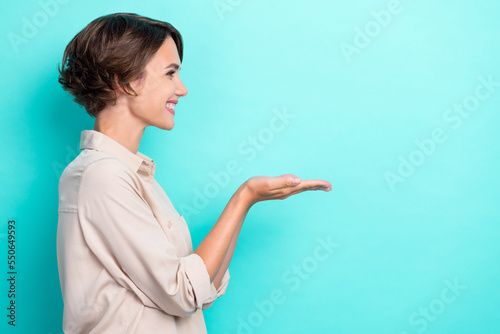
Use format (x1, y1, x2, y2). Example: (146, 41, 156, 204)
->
(155, 121, 174, 131)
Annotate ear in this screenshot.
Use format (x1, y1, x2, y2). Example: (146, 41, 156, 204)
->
(113, 74, 127, 95)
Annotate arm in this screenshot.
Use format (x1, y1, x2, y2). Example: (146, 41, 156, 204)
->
(212, 203, 249, 289)
(200, 206, 247, 310)
(195, 184, 252, 283)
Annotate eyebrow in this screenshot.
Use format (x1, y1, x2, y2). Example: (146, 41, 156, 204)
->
(165, 63, 180, 70)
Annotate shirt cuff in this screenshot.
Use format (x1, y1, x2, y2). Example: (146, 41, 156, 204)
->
(214, 268, 230, 297)
(181, 252, 214, 310)
(202, 268, 230, 310)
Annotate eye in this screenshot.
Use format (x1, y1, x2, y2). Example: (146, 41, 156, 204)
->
(166, 70, 175, 78)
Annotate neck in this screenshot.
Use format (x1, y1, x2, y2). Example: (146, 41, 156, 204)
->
(93, 109, 145, 155)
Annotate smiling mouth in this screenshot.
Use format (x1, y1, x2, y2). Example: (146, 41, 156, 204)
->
(166, 102, 176, 115)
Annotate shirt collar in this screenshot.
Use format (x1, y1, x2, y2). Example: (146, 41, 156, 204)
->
(80, 130, 156, 179)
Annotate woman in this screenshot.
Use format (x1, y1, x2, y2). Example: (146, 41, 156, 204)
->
(56, 12, 331, 333)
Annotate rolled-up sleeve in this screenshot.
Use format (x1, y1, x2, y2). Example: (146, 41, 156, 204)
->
(202, 268, 230, 310)
(77, 158, 214, 318)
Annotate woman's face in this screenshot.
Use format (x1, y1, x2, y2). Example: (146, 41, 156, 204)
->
(124, 35, 188, 130)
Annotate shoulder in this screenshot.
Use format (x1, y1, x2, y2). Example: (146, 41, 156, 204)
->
(80, 155, 136, 191)
(59, 151, 136, 211)
(61, 150, 130, 179)
(75, 153, 151, 217)
(74, 154, 146, 214)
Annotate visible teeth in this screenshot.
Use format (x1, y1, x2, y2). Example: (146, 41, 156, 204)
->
(166, 103, 175, 109)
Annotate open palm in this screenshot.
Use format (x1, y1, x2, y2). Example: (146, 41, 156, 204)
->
(243, 174, 332, 205)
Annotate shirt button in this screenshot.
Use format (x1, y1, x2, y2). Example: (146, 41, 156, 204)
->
(166, 221, 173, 229)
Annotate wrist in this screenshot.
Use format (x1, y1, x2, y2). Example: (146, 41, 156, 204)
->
(236, 181, 256, 208)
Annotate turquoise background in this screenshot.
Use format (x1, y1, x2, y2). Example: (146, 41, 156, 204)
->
(1, 0, 499, 333)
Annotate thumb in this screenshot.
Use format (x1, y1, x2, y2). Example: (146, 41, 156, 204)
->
(271, 174, 301, 189)
(279, 174, 301, 186)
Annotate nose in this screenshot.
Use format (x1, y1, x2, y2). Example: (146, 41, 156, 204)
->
(175, 76, 188, 97)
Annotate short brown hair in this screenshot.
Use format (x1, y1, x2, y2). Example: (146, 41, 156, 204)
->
(58, 12, 183, 117)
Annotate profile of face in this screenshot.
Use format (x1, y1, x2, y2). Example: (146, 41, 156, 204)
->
(119, 35, 188, 131)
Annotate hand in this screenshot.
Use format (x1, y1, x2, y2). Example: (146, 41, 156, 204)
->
(241, 174, 332, 206)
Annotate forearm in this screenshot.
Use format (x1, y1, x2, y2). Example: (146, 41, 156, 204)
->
(212, 204, 248, 289)
(195, 184, 252, 283)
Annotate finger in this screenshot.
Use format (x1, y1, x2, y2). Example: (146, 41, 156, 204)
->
(293, 179, 332, 190)
(273, 180, 330, 197)
(289, 184, 331, 196)
(270, 176, 331, 191)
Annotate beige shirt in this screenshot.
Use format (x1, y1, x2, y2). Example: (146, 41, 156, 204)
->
(57, 130, 230, 333)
